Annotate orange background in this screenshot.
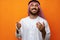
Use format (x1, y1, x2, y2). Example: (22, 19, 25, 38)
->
(0, 0, 60, 40)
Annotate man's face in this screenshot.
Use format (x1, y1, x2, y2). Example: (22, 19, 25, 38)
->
(29, 2, 39, 15)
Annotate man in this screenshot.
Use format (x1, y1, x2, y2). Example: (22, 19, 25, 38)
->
(15, 0, 50, 40)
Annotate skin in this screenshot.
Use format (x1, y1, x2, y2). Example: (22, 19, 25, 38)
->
(16, 22, 21, 40)
(16, 2, 46, 40)
(16, 22, 21, 29)
(36, 22, 46, 40)
(29, 2, 39, 15)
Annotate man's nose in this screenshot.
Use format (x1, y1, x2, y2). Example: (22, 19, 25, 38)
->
(33, 6, 36, 8)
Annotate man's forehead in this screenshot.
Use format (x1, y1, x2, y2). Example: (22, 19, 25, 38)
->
(30, 2, 39, 5)
(28, 0, 40, 5)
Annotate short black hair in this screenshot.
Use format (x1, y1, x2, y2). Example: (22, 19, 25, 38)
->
(28, 0, 40, 5)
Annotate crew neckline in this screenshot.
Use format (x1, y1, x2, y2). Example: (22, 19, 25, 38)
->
(28, 16, 39, 20)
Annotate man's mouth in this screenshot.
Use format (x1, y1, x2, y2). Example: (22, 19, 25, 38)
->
(32, 8, 37, 10)
(32, 9, 36, 11)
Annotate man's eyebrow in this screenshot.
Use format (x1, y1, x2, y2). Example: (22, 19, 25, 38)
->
(32, 3, 38, 4)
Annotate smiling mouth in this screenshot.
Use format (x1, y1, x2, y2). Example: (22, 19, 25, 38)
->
(32, 9, 37, 11)
(33, 9, 36, 11)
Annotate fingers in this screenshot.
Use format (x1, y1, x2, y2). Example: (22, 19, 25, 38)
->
(17, 22, 21, 26)
(36, 22, 42, 26)
(36, 22, 42, 30)
(36, 22, 45, 30)
(16, 22, 21, 29)
(42, 22, 45, 27)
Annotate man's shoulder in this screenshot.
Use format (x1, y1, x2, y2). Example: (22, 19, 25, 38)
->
(39, 16, 47, 23)
(21, 16, 29, 20)
(39, 16, 45, 20)
(19, 16, 29, 23)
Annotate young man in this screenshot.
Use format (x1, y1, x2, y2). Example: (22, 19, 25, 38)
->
(15, 0, 50, 40)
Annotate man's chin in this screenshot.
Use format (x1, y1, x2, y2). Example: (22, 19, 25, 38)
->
(29, 10, 39, 15)
(30, 12, 38, 15)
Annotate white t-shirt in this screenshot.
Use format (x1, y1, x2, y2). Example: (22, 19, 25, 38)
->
(16, 16, 50, 40)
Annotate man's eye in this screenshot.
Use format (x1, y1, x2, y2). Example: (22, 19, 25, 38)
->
(31, 5, 34, 6)
(35, 5, 38, 7)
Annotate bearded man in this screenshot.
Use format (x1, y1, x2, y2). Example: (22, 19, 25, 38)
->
(15, 0, 50, 40)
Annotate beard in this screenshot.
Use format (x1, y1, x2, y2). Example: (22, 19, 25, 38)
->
(29, 8, 40, 16)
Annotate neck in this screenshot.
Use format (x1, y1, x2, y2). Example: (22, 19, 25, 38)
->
(29, 14, 38, 19)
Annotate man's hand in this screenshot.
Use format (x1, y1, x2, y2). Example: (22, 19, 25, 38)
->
(16, 22, 21, 34)
(16, 22, 21, 29)
(36, 22, 45, 31)
(36, 22, 46, 40)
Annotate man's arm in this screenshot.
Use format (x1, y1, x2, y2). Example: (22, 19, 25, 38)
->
(15, 22, 22, 40)
(44, 21, 50, 40)
(36, 21, 50, 40)
(36, 22, 46, 40)
(40, 27, 46, 40)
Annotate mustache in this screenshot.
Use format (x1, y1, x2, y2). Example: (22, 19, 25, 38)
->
(32, 8, 37, 10)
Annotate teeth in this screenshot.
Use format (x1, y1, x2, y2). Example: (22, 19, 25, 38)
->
(33, 9, 36, 10)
